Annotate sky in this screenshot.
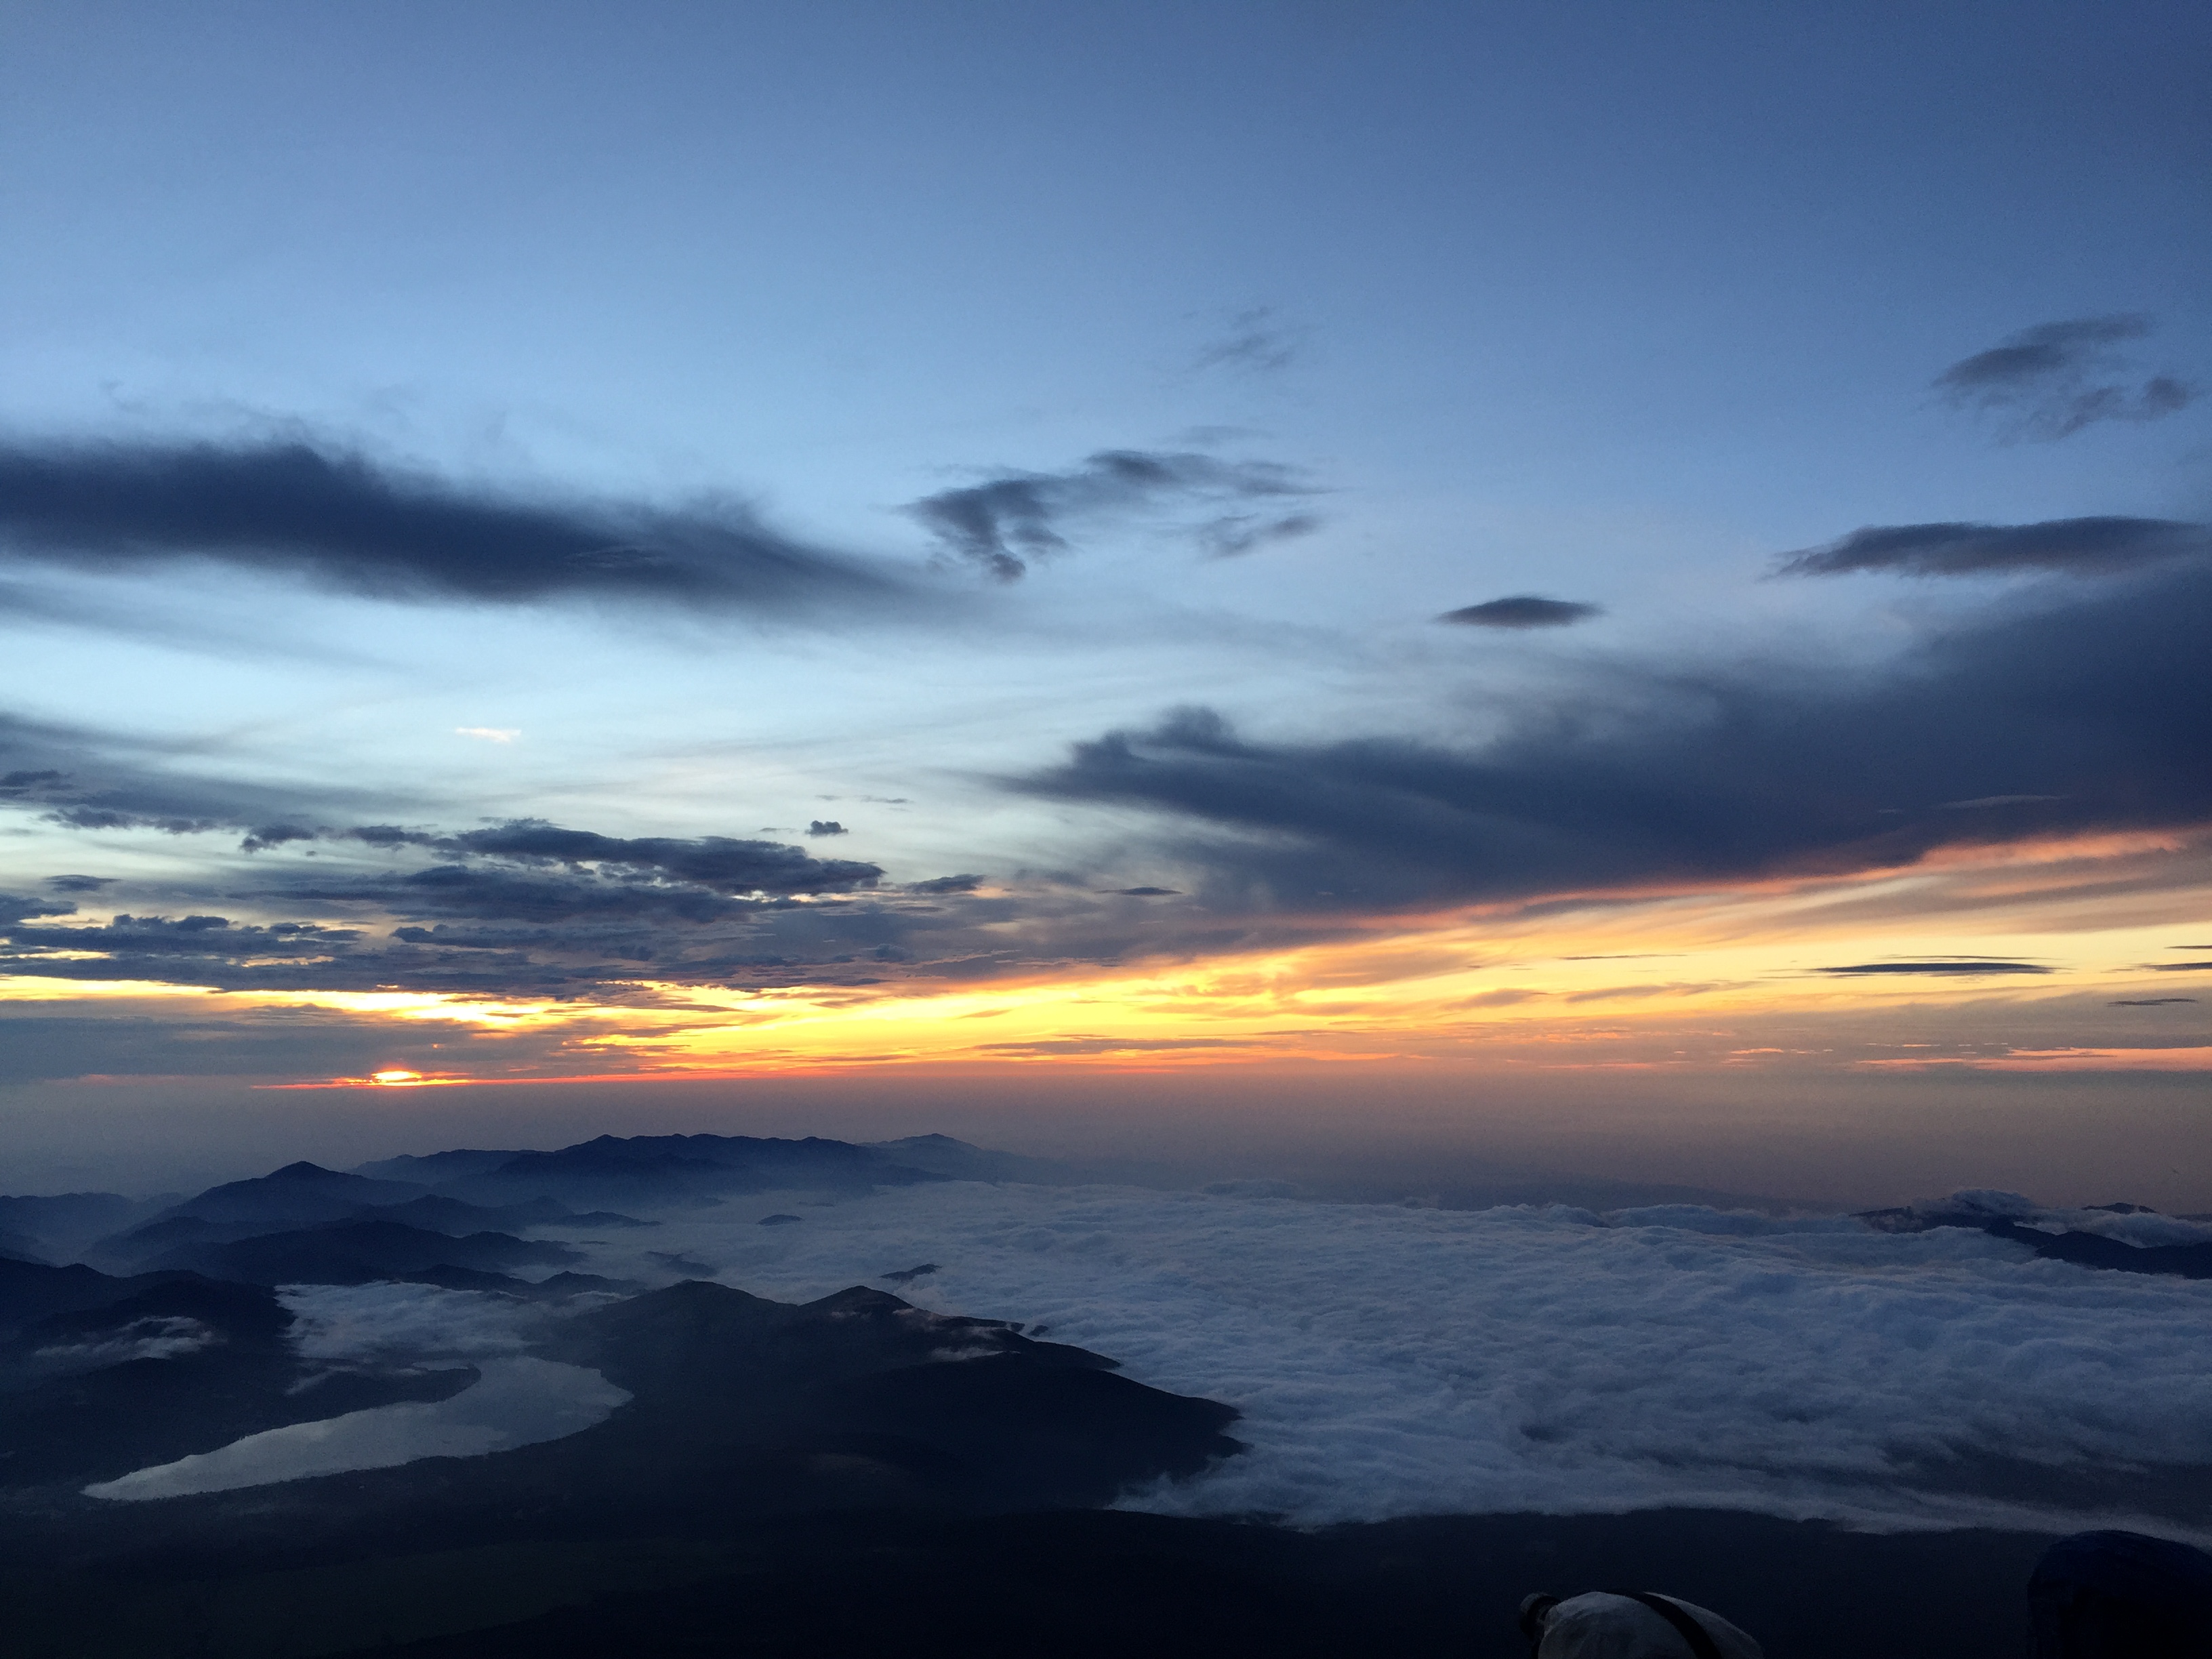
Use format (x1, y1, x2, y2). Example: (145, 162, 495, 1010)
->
(1, 1, 2208, 1201)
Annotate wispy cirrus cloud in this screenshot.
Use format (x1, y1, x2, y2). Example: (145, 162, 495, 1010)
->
(1933, 315, 2194, 441)
(904, 449, 1321, 579)
(1190, 306, 1305, 377)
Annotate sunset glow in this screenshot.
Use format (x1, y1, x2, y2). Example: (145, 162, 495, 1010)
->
(0, 3, 2203, 1210)
(5, 14, 2210, 1649)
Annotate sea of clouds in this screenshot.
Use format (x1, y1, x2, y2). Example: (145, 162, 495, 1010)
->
(79, 1183, 2212, 1534)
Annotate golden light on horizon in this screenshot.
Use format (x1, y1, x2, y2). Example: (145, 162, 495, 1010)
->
(12, 826, 2206, 1094)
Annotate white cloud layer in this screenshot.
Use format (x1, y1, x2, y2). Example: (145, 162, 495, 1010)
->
(281, 1279, 543, 1363)
(37, 1315, 218, 1366)
(552, 1182, 2212, 1536)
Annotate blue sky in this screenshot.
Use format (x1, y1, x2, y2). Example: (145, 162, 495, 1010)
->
(1, 2, 2207, 1195)
(9, 2, 2204, 530)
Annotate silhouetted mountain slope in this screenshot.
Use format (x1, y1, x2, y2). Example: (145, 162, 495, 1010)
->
(0, 1257, 200, 1335)
(83, 1213, 302, 1271)
(84, 1164, 434, 1271)
(0, 1191, 169, 1264)
(139, 1219, 579, 1286)
(1988, 1218, 2212, 1279)
(87, 1194, 647, 1277)
(862, 1132, 1069, 1183)
(435, 1133, 946, 1207)
(550, 1279, 1113, 1390)
(162, 1162, 428, 1226)
(396, 1265, 642, 1298)
(1858, 1200, 2212, 1279)
(363, 1194, 651, 1234)
(1, 1271, 281, 1364)
(79, 1134, 947, 1278)
(350, 1149, 537, 1184)
(520, 1279, 1240, 1513)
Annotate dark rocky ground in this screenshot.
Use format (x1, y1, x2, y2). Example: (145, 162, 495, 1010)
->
(5, 1505, 2062, 1658)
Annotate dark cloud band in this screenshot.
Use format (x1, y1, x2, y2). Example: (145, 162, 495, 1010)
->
(1017, 562, 2212, 914)
(0, 438, 905, 611)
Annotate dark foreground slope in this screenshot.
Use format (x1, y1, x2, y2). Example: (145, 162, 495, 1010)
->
(0, 1275, 1237, 1522)
(0, 1269, 2079, 1659)
(0, 1276, 1252, 1659)
(1, 1507, 2063, 1659)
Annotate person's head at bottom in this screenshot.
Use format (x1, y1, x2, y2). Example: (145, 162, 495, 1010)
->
(2029, 1530, 2212, 1658)
(1518, 1589, 1762, 1658)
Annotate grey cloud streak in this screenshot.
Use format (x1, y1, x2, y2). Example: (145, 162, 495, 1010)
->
(0, 438, 909, 613)
(1438, 596, 1603, 629)
(0, 872, 989, 996)
(0, 733, 887, 897)
(0, 703, 1049, 996)
(1777, 516, 2209, 579)
(1191, 307, 1303, 377)
(1933, 315, 2194, 441)
(1016, 561, 2212, 915)
(0, 710, 411, 844)
(0, 775, 1048, 995)
(3, 914, 364, 956)
(356, 820, 884, 896)
(1815, 960, 2053, 978)
(905, 449, 1319, 579)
